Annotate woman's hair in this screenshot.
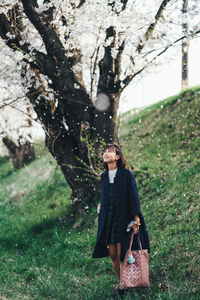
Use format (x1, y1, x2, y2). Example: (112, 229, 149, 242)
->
(102, 143, 128, 170)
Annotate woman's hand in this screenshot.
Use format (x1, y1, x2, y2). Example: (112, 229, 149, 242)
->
(128, 215, 140, 234)
(132, 222, 140, 234)
(97, 203, 101, 215)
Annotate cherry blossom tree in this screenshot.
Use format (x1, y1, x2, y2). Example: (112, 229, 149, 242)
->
(0, 0, 199, 209)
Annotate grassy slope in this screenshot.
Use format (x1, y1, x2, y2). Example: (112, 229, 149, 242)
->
(119, 87, 200, 298)
(0, 87, 200, 299)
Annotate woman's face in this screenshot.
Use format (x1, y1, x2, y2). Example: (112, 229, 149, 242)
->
(103, 147, 119, 164)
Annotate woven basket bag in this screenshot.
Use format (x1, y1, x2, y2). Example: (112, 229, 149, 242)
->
(120, 232, 150, 289)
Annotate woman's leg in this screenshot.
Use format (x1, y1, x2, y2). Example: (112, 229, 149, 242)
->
(107, 243, 122, 280)
(116, 243, 124, 281)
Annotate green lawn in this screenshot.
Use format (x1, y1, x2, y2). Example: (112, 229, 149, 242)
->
(0, 87, 200, 299)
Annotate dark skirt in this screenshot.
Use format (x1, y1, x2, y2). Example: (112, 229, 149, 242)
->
(99, 182, 120, 244)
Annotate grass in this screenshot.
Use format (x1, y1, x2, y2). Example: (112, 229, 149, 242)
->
(0, 87, 200, 299)
(119, 86, 200, 299)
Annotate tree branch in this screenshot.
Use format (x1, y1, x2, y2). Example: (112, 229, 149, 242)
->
(0, 95, 27, 109)
(0, 90, 42, 110)
(114, 39, 125, 83)
(77, 0, 86, 9)
(137, 0, 172, 53)
(19, 0, 89, 99)
(0, 12, 48, 74)
(20, 0, 66, 61)
(2, 103, 42, 126)
(97, 26, 118, 94)
(90, 45, 100, 97)
(120, 28, 200, 97)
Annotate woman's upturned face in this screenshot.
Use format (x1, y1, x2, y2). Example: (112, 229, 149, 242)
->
(103, 147, 119, 164)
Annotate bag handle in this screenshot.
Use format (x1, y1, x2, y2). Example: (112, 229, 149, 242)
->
(128, 231, 143, 251)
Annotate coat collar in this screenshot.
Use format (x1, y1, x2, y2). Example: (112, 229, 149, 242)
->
(101, 167, 124, 178)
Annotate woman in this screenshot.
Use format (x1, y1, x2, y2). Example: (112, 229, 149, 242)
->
(92, 143, 150, 296)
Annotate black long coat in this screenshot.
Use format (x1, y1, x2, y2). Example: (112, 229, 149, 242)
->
(92, 167, 150, 262)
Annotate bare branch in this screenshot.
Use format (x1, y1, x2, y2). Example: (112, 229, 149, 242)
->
(0, 96, 26, 109)
(140, 30, 200, 59)
(3, 103, 42, 126)
(0, 90, 42, 109)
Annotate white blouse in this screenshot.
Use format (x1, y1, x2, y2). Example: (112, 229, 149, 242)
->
(108, 167, 118, 183)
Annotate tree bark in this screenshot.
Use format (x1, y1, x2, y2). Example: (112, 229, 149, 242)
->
(2, 136, 35, 170)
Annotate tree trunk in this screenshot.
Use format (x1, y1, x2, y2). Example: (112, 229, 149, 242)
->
(45, 129, 101, 213)
(182, 0, 188, 90)
(2, 136, 35, 170)
(24, 86, 104, 211)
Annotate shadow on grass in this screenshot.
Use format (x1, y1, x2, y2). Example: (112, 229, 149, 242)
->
(0, 235, 29, 251)
(0, 212, 72, 252)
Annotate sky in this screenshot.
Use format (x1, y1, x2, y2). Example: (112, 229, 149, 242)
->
(119, 37, 200, 114)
